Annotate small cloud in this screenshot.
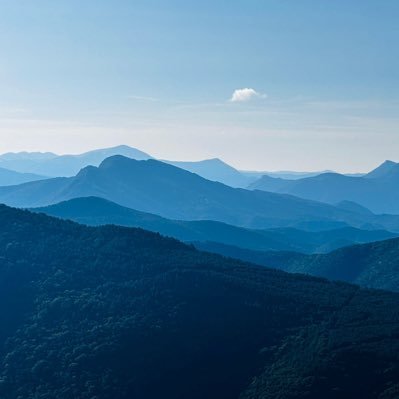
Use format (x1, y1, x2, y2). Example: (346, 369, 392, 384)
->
(230, 88, 266, 102)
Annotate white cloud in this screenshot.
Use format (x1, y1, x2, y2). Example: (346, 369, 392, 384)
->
(230, 88, 266, 102)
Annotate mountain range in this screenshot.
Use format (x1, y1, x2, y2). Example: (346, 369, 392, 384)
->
(0, 167, 47, 186)
(33, 196, 399, 254)
(165, 158, 254, 188)
(2, 145, 390, 194)
(0, 146, 254, 187)
(241, 169, 336, 180)
(249, 160, 399, 214)
(0, 204, 398, 398)
(36, 195, 399, 292)
(2, 155, 399, 231)
(0, 145, 152, 177)
(196, 235, 399, 292)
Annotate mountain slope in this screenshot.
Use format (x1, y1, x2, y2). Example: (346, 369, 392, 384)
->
(0, 146, 253, 187)
(0, 167, 47, 186)
(282, 237, 399, 291)
(249, 161, 399, 214)
(197, 237, 399, 292)
(0, 205, 398, 398)
(33, 197, 399, 253)
(2, 156, 399, 230)
(365, 160, 398, 179)
(166, 158, 253, 188)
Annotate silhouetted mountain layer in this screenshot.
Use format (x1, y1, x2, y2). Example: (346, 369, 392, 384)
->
(166, 158, 254, 188)
(365, 160, 398, 179)
(33, 197, 399, 254)
(0, 204, 399, 398)
(3, 156, 399, 231)
(0, 145, 152, 177)
(196, 237, 399, 292)
(335, 200, 374, 215)
(0, 146, 256, 187)
(249, 160, 399, 214)
(0, 167, 47, 186)
(0, 151, 57, 161)
(241, 170, 335, 180)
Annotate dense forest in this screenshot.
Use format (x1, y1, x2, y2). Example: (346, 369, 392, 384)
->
(196, 237, 399, 292)
(0, 205, 398, 398)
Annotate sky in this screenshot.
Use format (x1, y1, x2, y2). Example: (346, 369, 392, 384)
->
(0, 0, 398, 172)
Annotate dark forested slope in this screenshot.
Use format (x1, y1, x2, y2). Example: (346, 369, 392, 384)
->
(0, 205, 398, 398)
(280, 237, 399, 292)
(196, 237, 399, 292)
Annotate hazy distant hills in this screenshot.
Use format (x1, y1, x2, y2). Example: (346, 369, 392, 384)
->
(0, 144, 347, 189)
(364, 159, 398, 179)
(1, 204, 399, 398)
(249, 160, 399, 214)
(33, 197, 398, 254)
(0, 145, 152, 177)
(165, 158, 254, 188)
(0, 144, 369, 189)
(0, 151, 57, 161)
(241, 169, 336, 180)
(197, 236, 399, 292)
(0, 167, 47, 186)
(3, 155, 399, 231)
(0, 145, 254, 187)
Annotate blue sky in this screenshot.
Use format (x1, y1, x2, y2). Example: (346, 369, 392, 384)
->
(0, 0, 398, 171)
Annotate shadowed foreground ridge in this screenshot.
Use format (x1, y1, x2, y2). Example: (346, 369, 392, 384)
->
(0, 205, 398, 398)
(195, 237, 399, 292)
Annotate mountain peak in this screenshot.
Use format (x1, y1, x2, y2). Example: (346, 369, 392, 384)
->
(98, 155, 162, 170)
(78, 145, 152, 160)
(365, 160, 398, 179)
(204, 157, 225, 164)
(99, 154, 137, 167)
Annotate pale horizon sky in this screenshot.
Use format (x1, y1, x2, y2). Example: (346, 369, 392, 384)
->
(0, 1, 398, 173)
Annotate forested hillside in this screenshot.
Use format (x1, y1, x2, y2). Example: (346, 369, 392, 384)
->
(196, 238, 399, 292)
(0, 205, 398, 398)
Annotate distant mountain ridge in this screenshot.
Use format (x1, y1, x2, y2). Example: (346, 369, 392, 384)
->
(241, 169, 335, 180)
(0, 145, 254, 187)
(33, 197, 398, 254)
(0, 167, 48, 186)
(364, 160, 398, 179)
(0, 151, 57, 161)
(0, 145, 152, 177)
(249, 160, 399, 214)
(165, 158, 254, 188)
(3, 155, 399, 231)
